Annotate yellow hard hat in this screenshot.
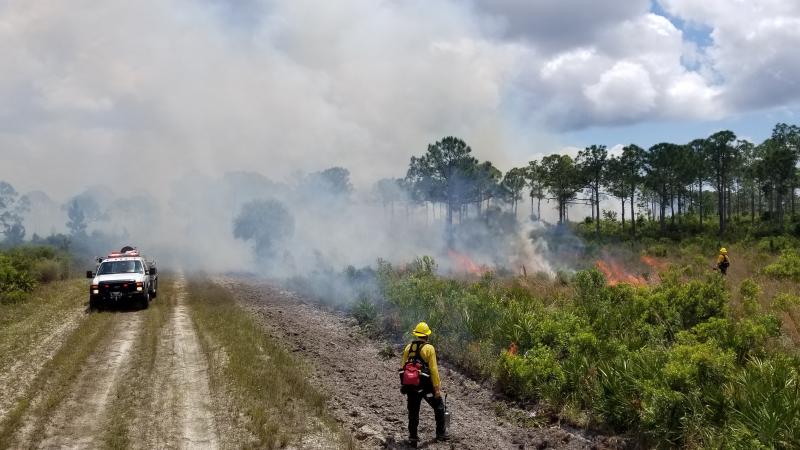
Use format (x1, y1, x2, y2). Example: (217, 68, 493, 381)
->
(412, 322, 432, 337)
(720, 248, 728, 254)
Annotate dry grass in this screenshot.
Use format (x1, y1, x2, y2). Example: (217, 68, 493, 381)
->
(0, 279, 85, 369)
(100, 277, 177, 449)
(186, 278, 355, 449)
(0, 297, 116, 446)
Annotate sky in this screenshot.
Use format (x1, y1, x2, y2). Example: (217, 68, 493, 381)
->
(1, 0, 800, 198)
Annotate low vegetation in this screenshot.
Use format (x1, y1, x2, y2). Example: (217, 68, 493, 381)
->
(186, 279, 355, 449)
(352, 252, 800, 449)
(763, 249, 800, 282)
(0, 246, 72, 304)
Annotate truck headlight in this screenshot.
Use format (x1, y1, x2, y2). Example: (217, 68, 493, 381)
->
(92, 289, 99, 294)
(136, 287, 143, 292)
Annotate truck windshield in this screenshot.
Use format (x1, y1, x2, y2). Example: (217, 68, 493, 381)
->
(97, 260, 144, 275)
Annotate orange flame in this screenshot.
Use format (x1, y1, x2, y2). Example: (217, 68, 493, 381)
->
(640, 255, 667, 271)
(507, 342, 518, 356)
(448, 250, 488, 275)
(595, 260, 647, 286)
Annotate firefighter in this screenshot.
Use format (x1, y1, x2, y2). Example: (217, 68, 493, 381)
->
(399, 322, 447, 447)
(717, 247, 730, 275)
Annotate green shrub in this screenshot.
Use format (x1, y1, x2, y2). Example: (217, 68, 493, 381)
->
(0, 245, 70, 305)
(663, 342, 735, 391)
(667, 276, 729, 329)
(772, 293, 800, 312)
(756, 236, 799, 254)
(739, 278, 762, 316)
(724, 357, 800, 449)
(646, 244, 669, 257)
(497, 345, 565, 404)
(351, 295, 377, 327)
(0, 254, 36, 299)
(374, 260, 799, 449)
(31, 259, 66, 283)
(763, 249, 800, 281)
(0, 290, 29, 305)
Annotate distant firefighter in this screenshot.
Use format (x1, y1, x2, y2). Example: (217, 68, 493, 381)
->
(717, 248, 730, 275)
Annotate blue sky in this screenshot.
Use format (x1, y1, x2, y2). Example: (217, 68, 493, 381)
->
(568, 108, 799, 150)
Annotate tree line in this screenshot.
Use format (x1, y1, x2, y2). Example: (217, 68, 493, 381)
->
(379, 123, 800, 237)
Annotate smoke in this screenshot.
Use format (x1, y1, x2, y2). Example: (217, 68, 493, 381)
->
(0, 0, 581, 292)
(0, 0, 550, 199)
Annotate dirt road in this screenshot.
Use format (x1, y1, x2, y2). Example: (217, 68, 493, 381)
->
(221, 277, 616, 450)
(0, 276, 224, 450)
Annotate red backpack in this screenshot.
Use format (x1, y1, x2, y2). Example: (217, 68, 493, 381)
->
(400, 342, 429, 387)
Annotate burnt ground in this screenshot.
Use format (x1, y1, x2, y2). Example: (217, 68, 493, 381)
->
(219, 277, 624, 450)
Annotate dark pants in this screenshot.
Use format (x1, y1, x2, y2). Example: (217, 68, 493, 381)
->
(719, 264, 728, 275)
(407, 391, 445, 440)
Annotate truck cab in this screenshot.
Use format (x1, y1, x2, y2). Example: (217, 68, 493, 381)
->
(87, 248, 158, 310)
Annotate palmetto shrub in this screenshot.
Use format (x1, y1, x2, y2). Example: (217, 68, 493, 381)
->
(374, 258, 799, 448)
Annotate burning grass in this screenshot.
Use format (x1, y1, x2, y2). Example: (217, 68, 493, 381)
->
(447, 249, 490, 276)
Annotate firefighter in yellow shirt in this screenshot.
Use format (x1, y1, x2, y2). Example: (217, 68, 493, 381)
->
(717, 248, 730, 275)
(399, 322, 446, 447)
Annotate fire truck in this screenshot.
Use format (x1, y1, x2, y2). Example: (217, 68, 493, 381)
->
(86, 247, 158, 310)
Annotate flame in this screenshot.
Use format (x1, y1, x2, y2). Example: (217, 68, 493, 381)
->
(507, 342, 518, 356)
(640, 255, 667, 271)
(595, 260, 647, 286)
(448, 250, 488, 275)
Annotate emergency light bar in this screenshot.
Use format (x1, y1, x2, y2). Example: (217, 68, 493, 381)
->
(108, 250, 140, 258)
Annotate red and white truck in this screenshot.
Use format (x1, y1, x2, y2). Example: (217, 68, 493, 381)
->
(86, 247, 158, 310)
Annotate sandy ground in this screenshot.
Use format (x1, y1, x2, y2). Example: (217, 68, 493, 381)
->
(133, 274, 221, 450)
(170, 276, 219, 449)
(36, 312, 144, 449)
(0, 304, 85, 421)
(1, 276, 223, 450)
(220, 277, 621, 450)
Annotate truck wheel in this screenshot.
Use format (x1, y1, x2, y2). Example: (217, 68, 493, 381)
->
(150, 286, 157, 299)
(139, 293, 150, 310)
(89, 298, 101, 311)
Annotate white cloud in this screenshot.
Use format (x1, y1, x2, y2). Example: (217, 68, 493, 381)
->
(584, 61, 658, 120)
(0, 0, 798, 202)
(524, 13, 720, 128)
(659, 0, 800, 109)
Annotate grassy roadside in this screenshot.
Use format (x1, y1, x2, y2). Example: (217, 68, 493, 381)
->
(100, 277, 177, 449)
(186, 278, 355, 449)
(0, 301, 116, 447)
(0, 279, 85, 371)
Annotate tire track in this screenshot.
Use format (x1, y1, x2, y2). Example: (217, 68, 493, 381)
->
(34, 312, 143, 449)
(130, 274, 219, 449)
(171, 275, 219, 450)
(0, 304, 85, 421)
